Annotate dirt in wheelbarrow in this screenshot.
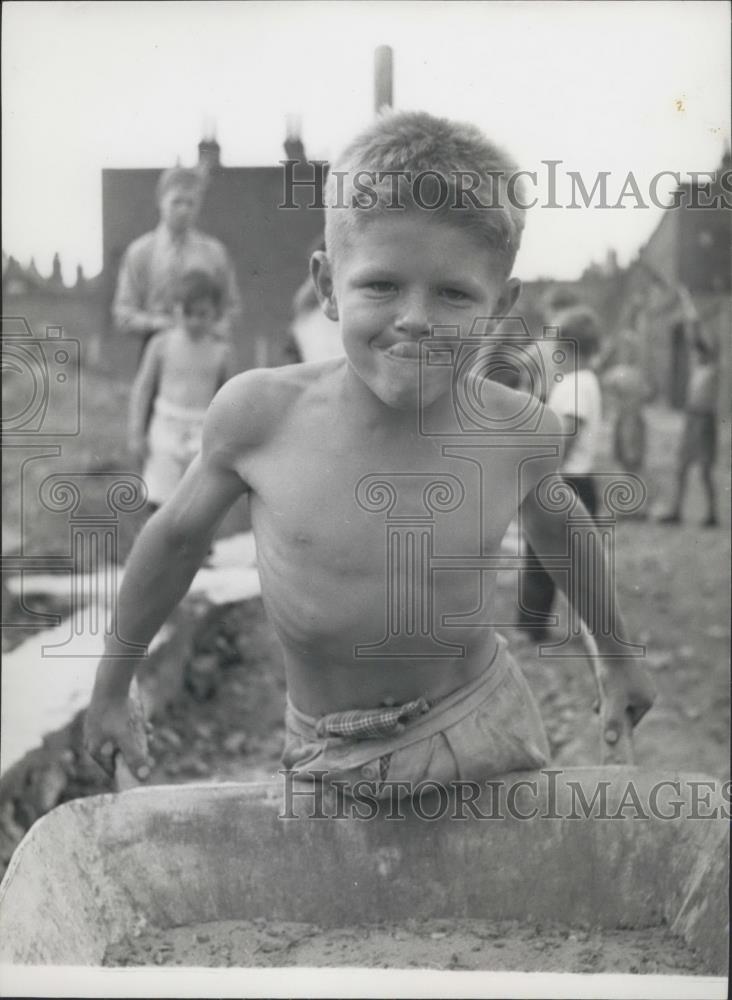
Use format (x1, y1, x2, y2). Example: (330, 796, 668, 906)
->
(103, 914, 705, 974)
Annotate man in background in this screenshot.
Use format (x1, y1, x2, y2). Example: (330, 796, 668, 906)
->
(113, 166, 241, 362)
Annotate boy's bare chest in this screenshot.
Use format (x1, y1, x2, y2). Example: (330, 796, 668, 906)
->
(248, 420, 527, 558)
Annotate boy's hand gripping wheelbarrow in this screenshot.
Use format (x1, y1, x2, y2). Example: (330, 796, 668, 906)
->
(576, 617, 643, 766)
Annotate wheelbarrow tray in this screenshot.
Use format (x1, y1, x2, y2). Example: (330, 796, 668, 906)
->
(0, 768, 727, 973)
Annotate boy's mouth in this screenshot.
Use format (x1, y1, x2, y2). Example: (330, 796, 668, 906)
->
(382, 341, 422, 361)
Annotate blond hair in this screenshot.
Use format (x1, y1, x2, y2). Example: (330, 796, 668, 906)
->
(324, 110, 526, 274)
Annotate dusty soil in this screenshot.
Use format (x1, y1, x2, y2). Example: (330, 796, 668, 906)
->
(103, 915, 704, 974)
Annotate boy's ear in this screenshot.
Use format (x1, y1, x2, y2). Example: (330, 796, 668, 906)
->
(310, 251, 339, 321)
(482, 277, 521, 334)
(496, 277, 521, 316)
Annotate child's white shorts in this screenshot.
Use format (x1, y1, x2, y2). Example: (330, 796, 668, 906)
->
(144, 398, 207, 506)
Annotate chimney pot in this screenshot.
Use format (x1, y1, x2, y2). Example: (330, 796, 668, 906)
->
(374, 45, 393, 113)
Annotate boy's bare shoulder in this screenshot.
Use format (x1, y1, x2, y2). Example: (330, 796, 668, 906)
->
(203, 359, 344, 456)
(475, 381, 563, 504)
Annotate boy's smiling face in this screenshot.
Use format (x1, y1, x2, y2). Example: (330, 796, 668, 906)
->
(312, 213, 520, 410)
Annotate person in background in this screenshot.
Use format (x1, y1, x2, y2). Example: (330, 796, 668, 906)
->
(601, 328, 654, 511)
(658, 321, 720, 528)
(282, 236, 344, 366)
(128, 270, 238, 514)
(518, 305, 603, 640)
(113, 166, 241, 363)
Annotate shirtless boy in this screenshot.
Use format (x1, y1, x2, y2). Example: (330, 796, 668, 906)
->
(86, 112, 654, 793)
(128, 269, 238, 511)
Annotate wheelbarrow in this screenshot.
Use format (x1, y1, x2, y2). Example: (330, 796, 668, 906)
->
(0, 770, 727, 978)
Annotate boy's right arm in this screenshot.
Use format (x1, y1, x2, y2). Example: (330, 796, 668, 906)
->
(85, 373, 268, 778)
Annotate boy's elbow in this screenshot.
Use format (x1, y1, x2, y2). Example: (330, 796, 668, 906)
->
(136, 504, 192, 559)
(155, 501, 214, 563)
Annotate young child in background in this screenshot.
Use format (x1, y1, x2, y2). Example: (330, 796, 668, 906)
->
(518, 305, 603, 638)
(89, 111, 654, 795)
(128, 269, 238, 512)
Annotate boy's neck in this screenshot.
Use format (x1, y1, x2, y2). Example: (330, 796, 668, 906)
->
(338, 361, 452, 436)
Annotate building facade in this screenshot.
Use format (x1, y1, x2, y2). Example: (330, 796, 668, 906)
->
(618, 158, 731, 414)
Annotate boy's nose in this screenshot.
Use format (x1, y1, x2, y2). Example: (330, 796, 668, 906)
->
(395, 294, 431, 338)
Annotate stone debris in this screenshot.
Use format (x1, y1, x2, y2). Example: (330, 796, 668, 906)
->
(186, 653, 220, 702)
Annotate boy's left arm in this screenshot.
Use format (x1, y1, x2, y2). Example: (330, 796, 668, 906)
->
(519, 458, 656, 747)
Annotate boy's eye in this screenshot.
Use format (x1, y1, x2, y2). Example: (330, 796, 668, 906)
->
(441, 288, 470, 303)
(366, 281, 396, 294)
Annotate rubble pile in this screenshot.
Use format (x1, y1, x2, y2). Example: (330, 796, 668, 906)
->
(0, 597, 286, 874)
